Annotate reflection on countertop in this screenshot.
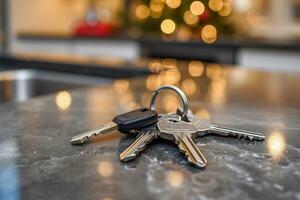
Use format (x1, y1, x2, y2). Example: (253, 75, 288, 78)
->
(0, 58, 300, 200)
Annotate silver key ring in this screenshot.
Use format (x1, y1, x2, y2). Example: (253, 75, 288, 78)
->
(149, 85, 189, 119)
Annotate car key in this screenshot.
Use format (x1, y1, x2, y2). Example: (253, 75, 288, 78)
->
(177, 109, 265, 141)
(120, 113, 181, 162)
(157, 118, 207, 168)
(70, 108, 158, 144)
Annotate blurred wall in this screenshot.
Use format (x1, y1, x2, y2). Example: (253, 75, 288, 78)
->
(11, 0, 87, 35)
(11, 0, 122, 35)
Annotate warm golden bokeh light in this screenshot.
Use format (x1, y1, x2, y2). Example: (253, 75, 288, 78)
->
(218, 1, 232, 16)
(201, 25, 217, 44)
(162, 58, 177, 69)
(135, 4, 150, 20)
(190, 1, 205, 16)
(150, 0, 164, 12)
(195, 109, 210, 120)
(151, 11, 163, 19)
(163, 94, 180, 112)
(55, 91, 72, 110)
(183, 11, 198, 26)
(161, 19, 176, 34)
(208, 0, 223, 11)
(166, 170, 184, 188)
(159, 68, 181, 85)
(267, 131, 286, 161)
(98, 161, 114, 177)
(166, 0, 181, 9)
(113, 79, 130, 95)
(149, 61, 163, 73)
(181, 79, 197, 96)
(188, 61, 204, 77)
(233, 0, 251, 12)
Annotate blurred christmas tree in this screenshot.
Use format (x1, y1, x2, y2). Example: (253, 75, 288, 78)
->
(129, 0, 234, 43)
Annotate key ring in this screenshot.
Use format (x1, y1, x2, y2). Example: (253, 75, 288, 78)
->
(149, 85, 189, 119)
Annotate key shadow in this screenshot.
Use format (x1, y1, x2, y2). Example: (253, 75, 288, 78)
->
(117, 135, 207, 172)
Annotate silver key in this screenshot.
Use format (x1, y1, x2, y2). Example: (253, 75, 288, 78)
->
(120, 113, 180, 162)
(157, 118, 207, 168)
(71, 122, 118, 144)
(71, 108, 158, 144)
(186, 111, 265, 141)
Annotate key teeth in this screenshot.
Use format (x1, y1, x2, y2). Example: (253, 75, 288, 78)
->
(120, 130, 158, 162)
(178, 143, 207, 168)
(239, 134, 265, 141)
(120, 142, 147, 162)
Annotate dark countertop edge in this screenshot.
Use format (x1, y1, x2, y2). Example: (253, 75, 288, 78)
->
(0, 54, 151, 79)
(17, 34, 300, 51)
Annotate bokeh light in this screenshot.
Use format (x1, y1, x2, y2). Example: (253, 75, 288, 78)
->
(183, 11, 198, 26)
(209, 0, 223, 11)
(162, 58, 177, 69)
(150, 0, 164, 12)
(55, 91, 72, 110)
(98, 161, 114, 177)
(190, 1, 205, 16)
(135, 4, 150, 20)
(233, 0, 251, 12)
(159, 68, 181, 85)
(166, 0, 181, 9)
(148, 60, 163, 73)
(188, 61, 204, 77)
(218, 0, 232, 16)
(151, 10, 163, 19)
(166, 170, 184, 188)
(267, 131, 286, 161)
(161, 19, 176, 34)
(201, 25, 217, 44)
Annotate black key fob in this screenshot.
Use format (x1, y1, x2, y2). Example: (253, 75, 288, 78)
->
(112, 108, 158, 133)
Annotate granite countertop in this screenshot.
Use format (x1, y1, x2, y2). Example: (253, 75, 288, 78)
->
(0, 60, 300, 200)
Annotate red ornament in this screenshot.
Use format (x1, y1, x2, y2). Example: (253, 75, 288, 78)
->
(199, 9, 210, 22)
(74, 21, 114, 37)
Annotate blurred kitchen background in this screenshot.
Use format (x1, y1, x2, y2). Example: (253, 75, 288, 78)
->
(0, 0, 299, 71)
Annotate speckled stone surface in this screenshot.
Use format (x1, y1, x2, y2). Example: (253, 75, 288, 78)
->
(0, 61, 300, 200)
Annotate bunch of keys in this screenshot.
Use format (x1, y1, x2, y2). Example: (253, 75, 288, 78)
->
(71, 85, 265, 168)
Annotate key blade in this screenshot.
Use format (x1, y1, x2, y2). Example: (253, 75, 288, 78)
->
(70, 122, 118, 144)
(209, 125, 265, 141)
(157, 119, 207, 168)
(119, 127, 159, 161)
(176, 134, 207, 168)
(120, 113, 181, 161)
